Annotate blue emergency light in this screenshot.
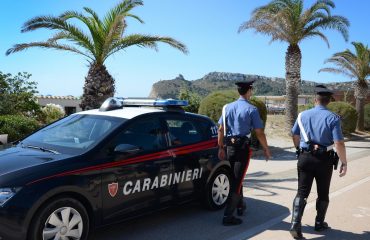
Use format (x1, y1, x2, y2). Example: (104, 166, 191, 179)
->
(99, 97, 188, 111)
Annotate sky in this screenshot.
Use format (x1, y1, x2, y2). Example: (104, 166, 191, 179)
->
(1, 0, 369, 97)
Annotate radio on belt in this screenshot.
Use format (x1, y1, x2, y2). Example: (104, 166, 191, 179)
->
(100, 97, 189, 111)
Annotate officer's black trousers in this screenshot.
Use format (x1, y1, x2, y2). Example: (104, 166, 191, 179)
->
(296, 152, 333, 202)
(224, 145, 251, 218)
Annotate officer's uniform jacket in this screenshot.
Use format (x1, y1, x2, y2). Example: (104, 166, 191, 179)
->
(218, 97, 263, 137)
(292, 105, 344, 148)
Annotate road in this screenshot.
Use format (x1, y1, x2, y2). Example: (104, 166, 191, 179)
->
(94, 138, 370, 240)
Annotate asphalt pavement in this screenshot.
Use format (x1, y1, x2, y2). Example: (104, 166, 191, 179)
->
(94, 137, 370, 240)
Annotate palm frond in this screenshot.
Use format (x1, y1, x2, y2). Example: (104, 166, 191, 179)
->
(103, 0, 143, 34)
(83, 7, 103, 27)
(60, 10, 104, 58)
(321, 41, 370, 83)
(8, 0, 187, 65)
(105, 34, 188, 61)
(21, 16, 68, 32)
(240, 0, 349, 46)
(318, 67, 355, 78)
(6, 42, 93, 60)
(304, 31, 330, 47)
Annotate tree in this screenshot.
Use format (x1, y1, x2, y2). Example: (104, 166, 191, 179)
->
(0, 71, 40, 116)
(320, 42, 369, 131)
(6, 0, 188, 110)
(178, 88, 201, 113)
(238, 0, 349, 133)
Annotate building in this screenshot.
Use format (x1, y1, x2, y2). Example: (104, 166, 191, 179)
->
(332, 90, 370, 106)
(255, 95, 314, 106)
(37, 95, 82, 115)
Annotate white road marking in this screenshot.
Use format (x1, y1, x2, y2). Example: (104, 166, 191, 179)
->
(227, 176, 370, 240)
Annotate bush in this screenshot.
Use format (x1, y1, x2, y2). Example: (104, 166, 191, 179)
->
(0, 71, 41, 117)
(365, 103, 370, 130)
(41, 103, 65, 124)
(0, 115, 40, 142)
(328, 102, 357, 134)
(178, 88, 201, 113)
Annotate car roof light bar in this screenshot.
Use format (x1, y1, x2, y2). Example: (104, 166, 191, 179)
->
(99, 97, 188, 111)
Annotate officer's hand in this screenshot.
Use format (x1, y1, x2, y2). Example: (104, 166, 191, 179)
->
(218, 148, 226, 161)
(263, 147, 271, 161)
(339, 163, 347, 177)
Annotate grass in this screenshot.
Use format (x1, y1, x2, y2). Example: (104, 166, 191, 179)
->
(264, 114, 290, 139)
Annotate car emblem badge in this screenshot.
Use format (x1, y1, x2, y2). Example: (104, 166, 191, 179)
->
(108, 182, 118, 197)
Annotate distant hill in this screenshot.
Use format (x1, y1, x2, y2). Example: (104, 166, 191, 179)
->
(148, 72, 357, 99)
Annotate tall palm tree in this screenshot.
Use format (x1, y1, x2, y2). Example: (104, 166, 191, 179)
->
(320, 42, 370, 131)
(238, 0, 349, 132)
(6, 0, 188, 110)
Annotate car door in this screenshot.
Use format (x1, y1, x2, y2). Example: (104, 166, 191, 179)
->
(164, 114, 217, 202)
(101, 115, 173, 223)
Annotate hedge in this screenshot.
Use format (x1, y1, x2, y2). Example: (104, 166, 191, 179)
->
(328, 102, 357, 134)
(0, 115, 40, 142)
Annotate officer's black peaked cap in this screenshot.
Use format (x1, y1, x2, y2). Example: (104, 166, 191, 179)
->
(315, 84, 334, 96)
(235, 80, 255, 87)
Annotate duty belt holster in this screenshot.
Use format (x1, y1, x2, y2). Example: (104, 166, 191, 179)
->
(225, 136, 250, 148)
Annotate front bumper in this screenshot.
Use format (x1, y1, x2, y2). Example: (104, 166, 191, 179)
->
(0, 209, 27, 240)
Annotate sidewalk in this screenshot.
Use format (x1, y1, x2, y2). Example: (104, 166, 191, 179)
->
(234, 138, 370, 240)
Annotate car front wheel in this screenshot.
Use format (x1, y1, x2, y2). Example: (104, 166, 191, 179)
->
(29, 197, 90, 240)
(204, 168, 231, 210)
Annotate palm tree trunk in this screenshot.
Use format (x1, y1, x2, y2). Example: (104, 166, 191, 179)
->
(285, 44, 301, 134)
(354, 81, 368, 131)
(80, 63, 115, 110)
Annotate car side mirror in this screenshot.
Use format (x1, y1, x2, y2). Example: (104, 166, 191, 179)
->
(114, 144, 141, 155)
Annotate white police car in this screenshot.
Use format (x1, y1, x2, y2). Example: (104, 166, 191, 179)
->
(0, 98, 232, 240)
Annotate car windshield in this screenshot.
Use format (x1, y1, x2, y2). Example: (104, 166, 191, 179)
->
(21, 114, 126, 154)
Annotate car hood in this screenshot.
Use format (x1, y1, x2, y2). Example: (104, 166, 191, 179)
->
(0, 146, 73, 177)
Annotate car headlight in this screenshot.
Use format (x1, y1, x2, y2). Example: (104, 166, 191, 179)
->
(0, 188, 20, 207)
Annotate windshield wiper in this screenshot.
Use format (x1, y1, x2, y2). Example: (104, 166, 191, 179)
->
(22, 144, 60, 154)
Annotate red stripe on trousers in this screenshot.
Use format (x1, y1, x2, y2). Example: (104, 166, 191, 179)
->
(237, 148, 252, 193)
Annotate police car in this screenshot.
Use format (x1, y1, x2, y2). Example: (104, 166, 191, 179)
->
(0, 98, 232, 240)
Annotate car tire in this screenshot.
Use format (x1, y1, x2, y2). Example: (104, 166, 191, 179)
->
(203, 168, 231, 210)
(29, 197, 90, 240)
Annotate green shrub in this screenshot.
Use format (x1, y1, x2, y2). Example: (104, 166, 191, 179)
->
(198, 90, 238, 122)
(178, 88, 201, 113)
(328, 102, 357, 134)
(41, 103, 65, 124)
(0, 115, 40, 142)
(250, 97, 267, 124)
(365, 103, 370, 130)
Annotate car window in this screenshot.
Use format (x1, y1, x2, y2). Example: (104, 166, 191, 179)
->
(21, 114, 125, 154)
(165, 118, 205, 146)
(114, 118, 167, 152)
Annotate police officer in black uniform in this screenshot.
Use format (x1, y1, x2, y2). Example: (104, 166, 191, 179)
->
(289, 85, 348, 239)
(218, 80, 271, 226)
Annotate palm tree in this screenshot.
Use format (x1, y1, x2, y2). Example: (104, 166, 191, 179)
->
(238, 0, 349, 132)
(6, 0, 188, 110)
(320, 42, 370, 131)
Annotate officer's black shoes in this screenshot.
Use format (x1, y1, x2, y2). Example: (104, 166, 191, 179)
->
(237, 203, 246, 216)
(289, 222, 304, 239)
(222, 216, 243, 226)
(314, 221, 329, 231)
